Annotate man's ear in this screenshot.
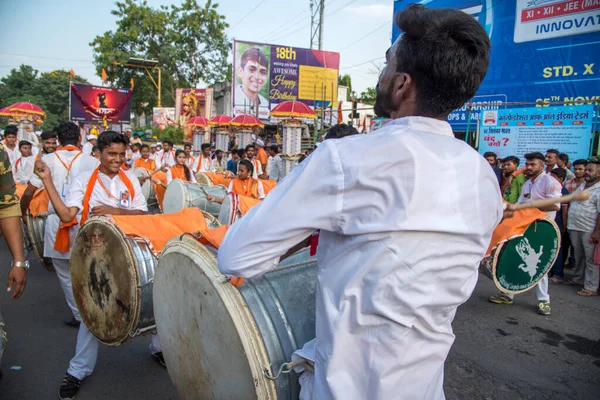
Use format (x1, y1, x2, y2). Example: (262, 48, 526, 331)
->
(393, 73, 412, 104)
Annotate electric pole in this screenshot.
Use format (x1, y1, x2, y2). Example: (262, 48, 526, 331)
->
(310, 0, 325, 50)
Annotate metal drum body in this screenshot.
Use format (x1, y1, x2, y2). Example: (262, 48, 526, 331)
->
(162, 179, 226, 217)
(217, 192, 242, 226)
(25, 213, 54, 271)
(70, 216, 157, 346)
(480, 218, 560, 294)
(154, 237, 317, 400)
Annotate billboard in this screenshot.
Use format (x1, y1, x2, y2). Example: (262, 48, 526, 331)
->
(152, 107, 177, 130)
(174, 88, 213, 140)
(70, 83, 132, 124)
(232, 40, 340, 119)
(392, 0, 600, 129)
(478, 105, 594, 163)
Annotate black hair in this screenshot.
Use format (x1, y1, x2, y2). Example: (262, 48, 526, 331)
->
(298, 155, 306, 163)
(546, 149, 560, 157)
(238, 159, 254, 176)
(91, 146, 99, 155)
(133, 133, 139, 137)
(325, 124, 359, 140)
(4, 125, 18, 135)
(551, 168, 567, 181)
(97, 131, 129, 152)
(573, 159, 587, 167)
(268, 144, 279, 154)
(55, 122, 80, 146)
(162, 140, 173, 147)
(40, 130, 57, 141)
(140, 144, 150, 152)
(524, 152, 545, 162)
(558, 153, 569, 163)
(174, 149, 193, 181)
(18, 140, 32, 149)
(245, 144, 255, 152)
(502, 156, 520, 167)
(483, 152, 497, 160)
(240, 47, 269, 69)
(201, 143, 211, 151)
(184, 142, 193, 149)
(237, 149, 246, 157)
(394, 4, 491, 117)
(132, 143, 141, 150)
(215, 149, 223, 156)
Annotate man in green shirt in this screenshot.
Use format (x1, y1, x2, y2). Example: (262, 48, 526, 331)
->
(501, 156, 527, 204)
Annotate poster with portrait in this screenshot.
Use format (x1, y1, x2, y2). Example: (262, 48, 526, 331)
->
(152, 107, 177, 130)
(232, 40, 340, 120)
(70, 83, 132, 124)
(174, 88, 213, 140)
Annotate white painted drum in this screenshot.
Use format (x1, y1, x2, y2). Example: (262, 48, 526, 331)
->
(24, 213, 54, 271)
(154, 237, 317, 400)
(217, 193, 241, 226)
(162, 179, 226, 216)
(281, 124, 302, 155)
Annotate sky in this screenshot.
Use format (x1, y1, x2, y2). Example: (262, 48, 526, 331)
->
(0, 0, 394, 96)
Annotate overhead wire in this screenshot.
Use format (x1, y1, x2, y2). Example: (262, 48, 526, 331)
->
(227, 0, 271, 32)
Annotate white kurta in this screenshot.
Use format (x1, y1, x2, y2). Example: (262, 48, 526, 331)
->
(82, 142, 94, 156)
(5, 145, 20, 166)
(13, 156, 35, 184)
(218, 116, 503, 399)
(160, 150, 176, 167)
(193, 154, 213, 173)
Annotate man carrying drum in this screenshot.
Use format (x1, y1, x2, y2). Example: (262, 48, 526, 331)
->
(489, 152, 562, 315)
(218, 5, 503, 399)
(34, 131, 161, 400)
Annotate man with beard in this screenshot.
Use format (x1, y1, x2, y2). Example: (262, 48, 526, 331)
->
(40, 130, 58, 156)
(217, 5, 503, 399)
(489, 152, 562, 314)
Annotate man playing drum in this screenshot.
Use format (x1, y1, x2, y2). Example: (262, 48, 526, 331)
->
(218, 5, 502, 399)
(489, 152, 562, 315)
(193, 143, 213, 173)
(207, 159, 265, 203)
(34, 131, 161, 400)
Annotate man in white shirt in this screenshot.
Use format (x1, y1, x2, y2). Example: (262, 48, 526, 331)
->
(244, 144, 263, 179)
(82, 135, 97, 156)
(152, 143, 162, 162)
(33, 130, 156, 400)
(183, 142, 196, 170)
(3, 126, 20, 165)
(489, 152, 562, 315)
(266, 145, 283, 182)
(211, 149, 227, 173)
(13, 141, 35, 184)
(218, 5, 502, 399)
(40, 130, 58, 156)
(159, 140, 175, 168)
(193, 143, 213, 173)
(544, 149, 559, 174)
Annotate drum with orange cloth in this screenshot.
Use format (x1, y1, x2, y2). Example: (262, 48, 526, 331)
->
(260, 178, 277, 195)
(153, 170, 168, 211)
(217, 193, 262, 226)
(163, 179, 227, 217)
(154, 226, 317, 399)
(69, 208, 218, 346)
(195, 171, 233, 187)
(480, 208, 560, 295)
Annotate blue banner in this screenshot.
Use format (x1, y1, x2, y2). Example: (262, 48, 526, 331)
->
(392, 0, 600, 129)
(477, 105, 594, 163)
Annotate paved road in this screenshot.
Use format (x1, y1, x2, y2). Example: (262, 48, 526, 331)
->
(1, 239, 598, 399)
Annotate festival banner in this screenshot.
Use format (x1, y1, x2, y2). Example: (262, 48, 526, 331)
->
(70, 83, 132, 124)
(174, 88, 213, 141)
(232, 40, 340, 119)
(478, 105, 594, 164)
(152, 107, 177, 130)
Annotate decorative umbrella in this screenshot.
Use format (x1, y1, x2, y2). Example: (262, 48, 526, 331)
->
(270, 100, 316, 119)
(230, 114, 264, 128)
(186, 116, 210, 127)
(210, 115, 232, 126)
(7, 102, 46, 118)
(0, 106, 24, 117)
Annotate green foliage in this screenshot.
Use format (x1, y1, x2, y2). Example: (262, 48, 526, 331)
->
(90, 0, 231, 117)
(359, 87, 376, 105)
(338, 74, 352, 101)
(0, 65, 89, 129)
(153, 125, 184, 145)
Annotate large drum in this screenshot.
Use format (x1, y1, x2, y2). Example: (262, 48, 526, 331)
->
(132, 168, 159, 211)
(25, 213, 54, 271)
(480, 217, 560, 294)
(154, 237, 317, 399)
(217, 193, 261, 226)
(70, 209, 213, 346)
(195, 171, 213, 186)
(162, 179, 227, 216)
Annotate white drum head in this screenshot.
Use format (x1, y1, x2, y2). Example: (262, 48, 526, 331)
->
(163, 179, 188, 214)
(154, 238, 276, 400)
(217, 193, 239, 226)
(195, 172, 213, 186)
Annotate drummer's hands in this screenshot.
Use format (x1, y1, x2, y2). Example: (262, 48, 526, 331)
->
(502, 203, 516, 220)
(91, 205, 122, 216)
(161, 165, 168, 172)
(34, 160, 51, 182)
(7, 266, 27, 300)
(206, 195, 215, 202)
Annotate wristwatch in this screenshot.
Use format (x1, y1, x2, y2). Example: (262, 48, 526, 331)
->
(11, 260, 30, 270)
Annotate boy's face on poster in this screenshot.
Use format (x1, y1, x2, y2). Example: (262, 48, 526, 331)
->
(239, 60, 267, 94)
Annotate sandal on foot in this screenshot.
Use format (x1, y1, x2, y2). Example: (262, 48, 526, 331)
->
(577, 289, 598, 297)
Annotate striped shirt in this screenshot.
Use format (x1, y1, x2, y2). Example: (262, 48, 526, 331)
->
(568, 181, 600, 232)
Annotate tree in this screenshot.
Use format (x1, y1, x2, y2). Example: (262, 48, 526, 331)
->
(0, 65, 89, 129)
(90, 0, 231, 118)
(338, 74, 352, 101)
(359, 87, 376, 105)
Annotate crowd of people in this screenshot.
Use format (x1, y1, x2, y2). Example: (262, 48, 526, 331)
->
(483, 149, 600, 315)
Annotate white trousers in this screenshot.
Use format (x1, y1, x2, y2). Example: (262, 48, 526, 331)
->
(52, 258, 80, 321)
(68, 322, 99, 380)
(507, 274, 550, 302)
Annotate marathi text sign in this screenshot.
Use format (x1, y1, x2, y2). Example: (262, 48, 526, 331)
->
(478, 105, 594, 164)
(71, 83, 132, 124)
(232, 40, 340, 119)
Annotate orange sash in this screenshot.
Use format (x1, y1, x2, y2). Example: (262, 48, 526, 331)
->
(134, 157, 156, 171)
(53, 147, 83, 252)
(204, 171, 232, 187)
(261, 179, 276, 195)
(170, 165, 190, 181)
(231, 177, 259, 199)
(237, 194, 261, 216)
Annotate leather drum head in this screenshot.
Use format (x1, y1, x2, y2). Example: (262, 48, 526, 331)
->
(162, 179, 188, 214)
(70, 217, 140, 346)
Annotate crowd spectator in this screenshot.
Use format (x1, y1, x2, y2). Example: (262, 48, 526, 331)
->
(549, 168, 569, 283)
(500, 156, 526, 204)
(544, 149, 560, 174)
(564, 159, 586, 193)
(557, 153, 575, 181)
(483, 151, 502, 185)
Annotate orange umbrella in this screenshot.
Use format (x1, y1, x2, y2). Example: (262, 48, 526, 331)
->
(210, 115, 233, 126)
(270, 101, 316, 119)
(7, 102, 46, 118)
(186, 116, 210, 126)
(230, 114, 264, 128)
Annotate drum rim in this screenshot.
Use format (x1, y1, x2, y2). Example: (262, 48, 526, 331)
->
(491, 217, 561, 295)
(25, 213, 54, 272)
(72, 216, 143, 345)
(195, 171, 214, 186)
(200, 210, 222, 228)
(163, 179, 190, 212)
(157, 237, 277, 398)
(217, 193, 237, 226)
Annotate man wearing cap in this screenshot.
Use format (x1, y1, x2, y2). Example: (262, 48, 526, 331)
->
(255, 138, 268, 176)
(82, 135, 97, 156)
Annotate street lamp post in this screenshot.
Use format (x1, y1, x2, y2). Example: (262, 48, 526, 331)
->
(108, 58, 162, 107)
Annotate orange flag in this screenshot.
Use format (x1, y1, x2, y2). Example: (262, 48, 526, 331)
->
(362, 117, 367, 133)
(130, 78, 134, 89)
(101, 68, 108, 84)
(337, 101, 343, 123)
(69, 69, 76, 78)
(357, 118, 361, 129)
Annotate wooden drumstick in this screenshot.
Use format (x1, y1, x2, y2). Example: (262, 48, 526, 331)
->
(513, 190, 591, 211)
